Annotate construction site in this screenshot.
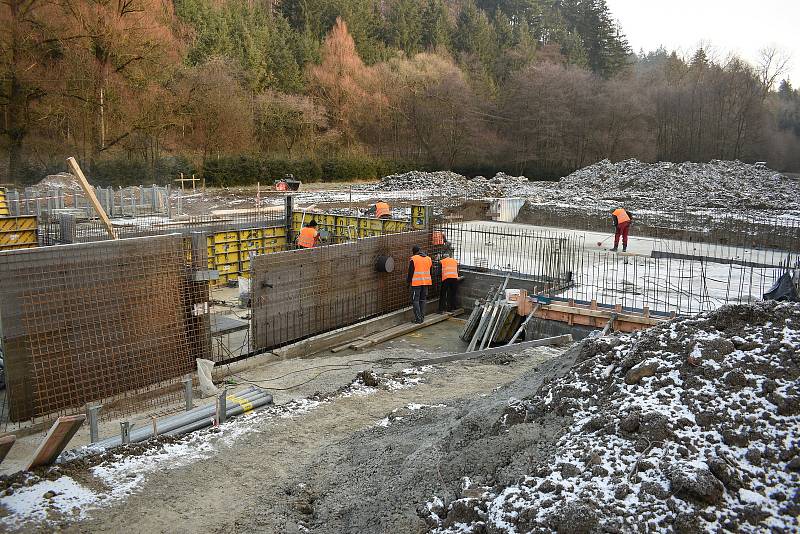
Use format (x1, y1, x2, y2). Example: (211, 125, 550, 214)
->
(0, 157, 797, 533)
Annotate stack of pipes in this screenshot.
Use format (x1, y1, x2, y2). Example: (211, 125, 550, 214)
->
(460, 273, 529, 349)
(92, 386, 272, 450)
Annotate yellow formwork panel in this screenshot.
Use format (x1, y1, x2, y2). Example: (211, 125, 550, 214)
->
(382, 219, 408, 234)
(263, 226, 286, 237)
(239, 239, 263, 252)
(0, 215, 37, 250)
(264, 237, 286, 249)
(239, 228, 264, 240)
(0, 216, 36, 232)
(213, 241, 239, 254)
(214, 230, 239, 243)
(0, 188, 8, 217)
(215, 251, 240, 264)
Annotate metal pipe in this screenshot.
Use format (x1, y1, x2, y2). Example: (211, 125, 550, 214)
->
(165, 393, 273, 437)
(217, 388, 228, 425)
(86, 404, 101, 444)
(120, 421, 133, 445)
(183, 375, 194, 411)
(94, 387, 265, 449)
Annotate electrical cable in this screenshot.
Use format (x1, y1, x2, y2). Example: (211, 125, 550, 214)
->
(221, 356, 418, 392)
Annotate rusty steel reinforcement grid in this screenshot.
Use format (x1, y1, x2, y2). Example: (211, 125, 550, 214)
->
(38, 209, 286, 245)
(0, 234, 210, 425)
(251, 229, 438, 351)
(517, 205, 800, 253)
(560, 248, 797, 316)
(434, 221, 583, 286)
(435, 220, 798, 316)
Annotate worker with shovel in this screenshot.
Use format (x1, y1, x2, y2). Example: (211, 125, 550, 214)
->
(438, 253, 459, 313)
(297, 220, 319, 248)
(610, 208, 632, 252)
(407, 245, 433, 324)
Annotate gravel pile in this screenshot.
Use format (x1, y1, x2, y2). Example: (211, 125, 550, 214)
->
(427, 301, 800, 533)
(33, 172, 82, 191)
(362, 171, 529, 198)
(536, 159, 800, 212)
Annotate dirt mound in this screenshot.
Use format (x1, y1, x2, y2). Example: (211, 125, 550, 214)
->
(428, 301, 800, 532)
(547, 158, 800, 212)
(362, 171, 528, 198)
(33, 173, 81, 191)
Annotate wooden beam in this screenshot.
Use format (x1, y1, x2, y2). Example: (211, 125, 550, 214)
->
(26, 415, 85, 470)
(66, 157, 117, 239)
(416, 334, 573, 365)
(0, 434, 16, 465)
(541, 303, 664, 326)
(349, 310, 463, 349)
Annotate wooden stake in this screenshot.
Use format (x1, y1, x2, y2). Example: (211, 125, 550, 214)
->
(26, 415, 85, 470)
(66, 157, 117, 239)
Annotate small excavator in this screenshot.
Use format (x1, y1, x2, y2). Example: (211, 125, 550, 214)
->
(274, 173, 301, 191)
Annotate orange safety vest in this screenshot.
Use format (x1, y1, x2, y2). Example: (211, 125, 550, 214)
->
(431, 231, 445, 246)
(375, 202, 390, 218)
(297, 226, 318, 248)
(441, 257, 458, 281)
(411, 255, 432, 286)
(612, 208, 630, 224)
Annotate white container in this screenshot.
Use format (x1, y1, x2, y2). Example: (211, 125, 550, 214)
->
(505, 289, 521, 305)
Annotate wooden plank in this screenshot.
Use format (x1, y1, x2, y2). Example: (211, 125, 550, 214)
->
(417, 334, 573, 365)
(26, 415, 85, 470)
(351, 310, 463, 349)
(66, 157, 117, 239)
(0, 434, 16, 465)
(536, 308, 655, 333)
(541, 303, 663, 326)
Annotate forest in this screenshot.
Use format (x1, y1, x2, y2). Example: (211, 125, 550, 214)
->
(2, 0, 799, 186)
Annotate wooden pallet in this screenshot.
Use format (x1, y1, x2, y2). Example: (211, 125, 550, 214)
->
(533, 299, 673, 333)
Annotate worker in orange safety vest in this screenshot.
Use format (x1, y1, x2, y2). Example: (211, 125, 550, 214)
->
(375, 200, 391, 219)
(438, 253, 459, 313)
(297, 220, 319, 248)
(610, 208, 633, 252)
(407, 245, 432, 324)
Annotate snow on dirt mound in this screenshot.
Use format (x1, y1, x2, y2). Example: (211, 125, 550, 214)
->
(553, 159, 799, 211)
(427, 301, 800, 533)
(33, 172, 81, 191)
(362, 171, 528, 198)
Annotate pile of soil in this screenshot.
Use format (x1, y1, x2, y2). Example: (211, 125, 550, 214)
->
(533, 159, 800, 212)
(362, 171, 529, 198)
(428, 301, 800, 532)
(32, 173, 81, 192)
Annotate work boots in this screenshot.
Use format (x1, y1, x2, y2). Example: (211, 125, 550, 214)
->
(610, 247, 618, 252)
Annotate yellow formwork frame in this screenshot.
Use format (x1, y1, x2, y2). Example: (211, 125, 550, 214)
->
(0, 215, 38, 251)
(0, 188, 9, 216)
(206, 225, 288, 285)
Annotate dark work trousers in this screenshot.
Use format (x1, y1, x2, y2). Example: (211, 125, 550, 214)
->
(439, 279, 459, 312)
(410, 286, 429, 322)
(614, 221, 631, 249)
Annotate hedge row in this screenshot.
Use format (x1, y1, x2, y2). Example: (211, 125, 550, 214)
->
(202, 155, 418, 186)
(16, 156, 195, 187)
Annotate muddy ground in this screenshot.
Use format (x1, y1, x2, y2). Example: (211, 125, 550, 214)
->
(8, 342, 572, 533)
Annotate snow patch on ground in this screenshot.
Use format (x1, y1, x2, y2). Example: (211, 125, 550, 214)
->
(0, 368, 432, 528)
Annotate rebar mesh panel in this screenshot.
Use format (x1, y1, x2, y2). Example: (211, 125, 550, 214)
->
(252, 230, 434, 350)
(0, 235, 205, 422)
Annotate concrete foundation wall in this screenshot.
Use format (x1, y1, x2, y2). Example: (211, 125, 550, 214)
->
(252, 230, 439, 350)
(456, 267, 550, 309)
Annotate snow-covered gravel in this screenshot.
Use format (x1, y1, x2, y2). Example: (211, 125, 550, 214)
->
(523, 159, 800, 213)
(0, 368, 432, 528)
(359, 171, 529, 200)
(426, 301, 800, 533)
